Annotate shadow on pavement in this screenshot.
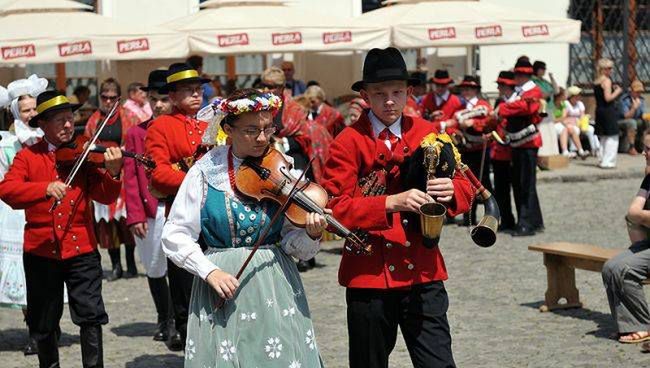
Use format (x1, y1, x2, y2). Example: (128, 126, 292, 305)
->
(0, 328, 78, 351)
(125, 354, 183, 368)
(110, 322, 157, 337)
(520, 301, 615, 339)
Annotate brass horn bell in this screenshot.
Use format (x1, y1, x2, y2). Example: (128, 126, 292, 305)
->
(419, 201, 446, 248)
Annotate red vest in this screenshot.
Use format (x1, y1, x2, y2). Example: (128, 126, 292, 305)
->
(321, 112, 475, 289)
(420, 92, 464, 132)
(499, 84, 544, 149)
(0, 140, 121, 260)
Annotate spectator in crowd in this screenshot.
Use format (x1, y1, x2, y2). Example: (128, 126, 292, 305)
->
(602, 129, 650, 344)
(70, 85, 91, 105)
(553, 88, 587, 158)
(565, 85, 599, 156)
(281, 61, 306, 97)
(85, 78, 141, 281)
(594, 58, 623, 169)
(531, 61, 558, 102)
(123, 82, 152, 123)
(618, 80, 647, 155)
(306, 80, 320, 88)
(70, 85, 95, 126)
(186, 55, 214, 108)
(304, 85, 345, 137)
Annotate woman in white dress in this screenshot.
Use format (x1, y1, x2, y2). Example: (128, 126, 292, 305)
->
(0, 75, 47, 355)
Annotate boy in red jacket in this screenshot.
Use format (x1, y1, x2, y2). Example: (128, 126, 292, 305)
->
(0, 90, 123, 368)
(322, 47, 474, 368)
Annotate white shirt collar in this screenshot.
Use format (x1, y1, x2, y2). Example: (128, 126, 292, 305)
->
(435, 90, 450, 105)
(517, 80, 536, 93)
(466, 96, 479, 108)
(368, 110, 402, 150)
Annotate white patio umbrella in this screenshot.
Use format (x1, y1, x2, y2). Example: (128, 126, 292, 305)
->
(360, 0, 581, 48)
(0, 0, 189, 64)
(164, 0, 390, 54)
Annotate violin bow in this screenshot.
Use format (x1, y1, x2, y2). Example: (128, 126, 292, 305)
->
(214, 157, 315, 310)
(49, 101, 120, 212)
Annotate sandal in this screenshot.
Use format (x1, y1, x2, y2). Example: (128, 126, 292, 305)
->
(619, 331, 650, 344)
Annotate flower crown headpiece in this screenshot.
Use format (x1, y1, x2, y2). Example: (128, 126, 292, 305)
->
(197, 92, 283, 146)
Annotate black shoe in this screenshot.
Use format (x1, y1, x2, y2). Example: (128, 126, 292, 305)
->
(123, 269, 138, 279)
(167, 331, 183, 352)
(535, 225, 545, 233)
(23, 337, 38, 356)
(153, 320, 169, 342)
(308, 257, 316, 268)
(105, 264, 123, 282)
(498, 223, 516, 233)
(512, 226, 536, 237)
(296, 260, 310, 272)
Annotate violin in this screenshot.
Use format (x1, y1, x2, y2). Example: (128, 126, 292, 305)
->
(55, 134, 156, 170)
(235, 147, 370, 255)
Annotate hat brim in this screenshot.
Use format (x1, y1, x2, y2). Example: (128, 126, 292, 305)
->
(141, 85, 166, 93)
(30, 103, 81, 127)
(458, 82, 481, 89)
(496, 79, 516, 86)
(430, 78, 453, 85)
(351, 77, 420, 92)
(159, 77, 211, 94)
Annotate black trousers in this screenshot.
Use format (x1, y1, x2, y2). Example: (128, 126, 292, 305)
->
(511, 147, 544, 229)
(24, 251, 107, 365)
(347, 281, 455, 368)
(167, 259, 194, 340)
(491, 159, 516, 228)
(462, 149, 494, 225)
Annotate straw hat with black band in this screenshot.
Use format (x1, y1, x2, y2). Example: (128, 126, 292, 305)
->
(30, 90, 81, 127)
(351, 47, 420, 92)
(159, 63, 210, 94)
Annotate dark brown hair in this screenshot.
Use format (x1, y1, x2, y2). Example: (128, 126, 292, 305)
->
(100, 78, 121, 96)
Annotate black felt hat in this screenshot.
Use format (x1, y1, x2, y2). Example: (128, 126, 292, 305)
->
(142, 69, 169, 93)
(159, 63, 211, 94)
(514, 59, 534, 75)
(30, 90, 81, 127)
(458, 75, 481, 89)
(430, 69, 453, 85)
(351, 47, 420, 92)
(496, 71, 516, 86)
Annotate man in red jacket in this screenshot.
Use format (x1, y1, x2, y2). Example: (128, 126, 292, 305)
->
(456, 75, 494, 226)
(145, 62, 210, 349)
(322, 47, 474, 368)
(124, 69, 178, 346)
(0, 90, 123, 368)
(495, 59, 545, 236)
(420, 69, 464, 132)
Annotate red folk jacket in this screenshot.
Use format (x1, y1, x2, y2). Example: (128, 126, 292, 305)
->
(321, 112, 475, 289)
(0, 140, 121, 260)
(124, 120, 158, 226)
(499, 82, 543, 149)
(459, 98, 494, 153)
(145, 109, 208, 197)
(490, 98, 512, 161)
(420, 92, 464, 132)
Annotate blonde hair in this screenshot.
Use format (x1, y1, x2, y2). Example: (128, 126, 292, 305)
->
(261, 66, 286, 86)
(594, 58, 614, 85)
(304, 85, 325, 102)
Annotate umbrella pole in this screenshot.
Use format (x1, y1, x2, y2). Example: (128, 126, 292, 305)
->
(56, 63, 66, 92)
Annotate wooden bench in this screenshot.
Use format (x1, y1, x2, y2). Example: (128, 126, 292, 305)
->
(528, 242, 650, 312)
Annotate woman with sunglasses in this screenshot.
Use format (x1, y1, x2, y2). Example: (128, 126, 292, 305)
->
(85, 78, 141, 281)
(593, 58, 623, 169)
(162, 88, 326, 367)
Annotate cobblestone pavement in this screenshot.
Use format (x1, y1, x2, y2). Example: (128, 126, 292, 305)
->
(2, 175, 650, 367)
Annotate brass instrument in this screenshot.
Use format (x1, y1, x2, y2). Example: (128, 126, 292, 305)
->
(454, 105, 489, 125)
(404, 133, 500, 248)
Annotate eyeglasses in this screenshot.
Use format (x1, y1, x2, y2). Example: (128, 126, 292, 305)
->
(238, 126, 277, 137)
(100, 94, 119, 101)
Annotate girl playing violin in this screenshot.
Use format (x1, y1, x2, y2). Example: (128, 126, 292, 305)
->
(161, 89, 326, 367)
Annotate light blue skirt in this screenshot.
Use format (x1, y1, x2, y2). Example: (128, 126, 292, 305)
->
(185, 246, 324, 368)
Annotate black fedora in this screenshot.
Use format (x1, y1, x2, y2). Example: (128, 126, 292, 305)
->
(30, 90, 81, 127)
(496, 71, 516, 86)
(159, 63, 210, 94)
(351, 47, 419, 92)
(458, 75, 481, 89)
(514, 59, 534, 75)
(430, 69, 453, 85)
(141, 69, 168, 93)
